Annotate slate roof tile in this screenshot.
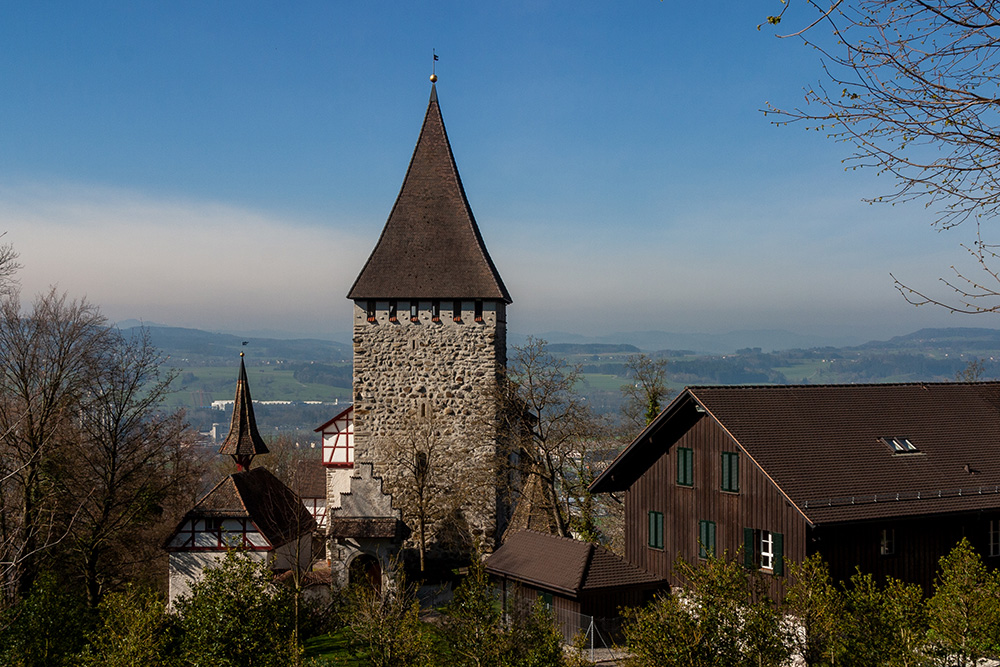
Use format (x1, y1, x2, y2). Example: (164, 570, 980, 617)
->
(348, 85, 511, 302)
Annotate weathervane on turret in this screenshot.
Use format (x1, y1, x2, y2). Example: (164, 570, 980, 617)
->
(430, 49, 438, 83)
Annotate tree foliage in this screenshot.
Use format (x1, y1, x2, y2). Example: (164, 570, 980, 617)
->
(442, 555, 565, 667)
(78, 585, 177, 667)
(343, 569, 434, 667)
(925, 537, 1000, 666)
(175, 550, 300, 667)
(623, 552, 789, 667)
(0, 571, 94, 667)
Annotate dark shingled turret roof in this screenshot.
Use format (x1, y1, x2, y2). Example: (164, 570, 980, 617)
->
(348, 84, 511, 303)
(218, 356, 269, 467)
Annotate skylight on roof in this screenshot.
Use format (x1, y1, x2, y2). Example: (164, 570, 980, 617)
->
(881, 437, 918, 454)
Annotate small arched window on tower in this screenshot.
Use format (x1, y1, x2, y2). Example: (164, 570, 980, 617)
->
(431, 301, 440, 323)
(388, 301, 398, 323)
(453, 301, 462, 323)
(410, 301, 419, 322)
(474, 300, 484, 323)
(366, 301, 376, 323)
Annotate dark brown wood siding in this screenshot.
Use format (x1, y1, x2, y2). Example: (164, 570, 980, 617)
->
(813, 512, 1000, 593)
(625, 414, 811, 595)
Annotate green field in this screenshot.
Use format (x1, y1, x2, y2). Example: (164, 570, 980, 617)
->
(163, 365, 352, 408)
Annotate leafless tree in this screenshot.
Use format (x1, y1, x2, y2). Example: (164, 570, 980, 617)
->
(621, 353, 671, 432)
(380, 408, 485, 571)
(60, 327, 201, 606)
(0, 288, 111, 603)
(765, 1, 1000, 310)
(498, 337, 617, 541)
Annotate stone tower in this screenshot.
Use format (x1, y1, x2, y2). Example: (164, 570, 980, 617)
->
(347, 82, 512, 554)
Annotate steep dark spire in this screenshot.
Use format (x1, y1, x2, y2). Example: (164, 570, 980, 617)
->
(218, 354, 269, 471)
(348, 83, 512, 303)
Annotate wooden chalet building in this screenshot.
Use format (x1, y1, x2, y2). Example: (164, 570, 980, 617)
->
(590, 382, 1000, 593)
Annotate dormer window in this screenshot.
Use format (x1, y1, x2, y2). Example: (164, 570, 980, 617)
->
(410, 302, 419, 322)
(366, 301, 376, 323)
(431, 301, 441, 322)
(388, 301, 398, 323)
(882, 437, 918, 454)
(474, 300, 484, 323)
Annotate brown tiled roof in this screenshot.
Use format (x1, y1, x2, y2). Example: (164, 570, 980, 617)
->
(592, 382, 1000, 525)
(486, 530, 665, 596)
(348, 84, 511, 303)
(294, 459, 326, 498)
(191, 467, 316, 547)
(218, 357, 269, 459)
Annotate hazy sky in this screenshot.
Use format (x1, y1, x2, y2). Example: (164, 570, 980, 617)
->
(0, 2, 991, 345)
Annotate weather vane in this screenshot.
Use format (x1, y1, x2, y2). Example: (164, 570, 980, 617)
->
(430, 49, 438, 83)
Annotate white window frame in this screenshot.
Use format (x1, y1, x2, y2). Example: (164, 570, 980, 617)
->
(759, 530, 774, 570)
(880, 528, 895, 555)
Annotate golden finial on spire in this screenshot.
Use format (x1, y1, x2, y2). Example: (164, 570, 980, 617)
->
(240, 351, 244, 357)
(430, 49, 438, 83)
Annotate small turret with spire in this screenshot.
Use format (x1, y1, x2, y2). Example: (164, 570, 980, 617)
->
(218, 352, 269, 471)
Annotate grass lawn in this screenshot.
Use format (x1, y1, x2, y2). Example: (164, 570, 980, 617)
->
(303, 630, 364, 665)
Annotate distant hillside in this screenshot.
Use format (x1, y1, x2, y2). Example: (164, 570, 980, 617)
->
(546, 343, 641, 355)
(854, 328, 1000, 354)
(126, 326, 352, 365)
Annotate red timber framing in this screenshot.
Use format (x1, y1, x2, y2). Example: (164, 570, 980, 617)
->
(302, 497, 328, 528)
(166, 517, 270, 552)
(316, 405, 354, 468)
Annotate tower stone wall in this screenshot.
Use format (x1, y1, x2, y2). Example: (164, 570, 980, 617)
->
(352, 299, 507, 551)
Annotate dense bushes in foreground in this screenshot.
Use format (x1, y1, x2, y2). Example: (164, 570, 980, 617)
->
(623, 538, 1000, 667)
(2, 539, 998, 666)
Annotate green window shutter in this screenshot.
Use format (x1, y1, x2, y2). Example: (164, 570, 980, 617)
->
(773, 532, 784, 576)
(721, 452, 740, 492)
(744, 527, 755, 569)
(677, 447, 693, 486)
(700, 520, 716, 558)
(648, 511, 663, 549)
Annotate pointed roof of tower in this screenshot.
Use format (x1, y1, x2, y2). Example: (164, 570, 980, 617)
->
(218, 355, 269, 461)
(348, 84, 512, 303)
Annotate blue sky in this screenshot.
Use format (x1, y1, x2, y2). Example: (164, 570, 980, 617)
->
(0, 2, 987, 346)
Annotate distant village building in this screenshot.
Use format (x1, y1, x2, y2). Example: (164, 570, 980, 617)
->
(591, 382, 1000, 594)
(342, 80, 513, 561)
(164, 356, 315, 607)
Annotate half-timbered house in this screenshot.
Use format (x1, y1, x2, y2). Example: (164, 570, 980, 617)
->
(590, 382, 1000, 593)
(165, 355, 316, 606)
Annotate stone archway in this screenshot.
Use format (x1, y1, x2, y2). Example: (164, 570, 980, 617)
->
(349, 553, 382, 594)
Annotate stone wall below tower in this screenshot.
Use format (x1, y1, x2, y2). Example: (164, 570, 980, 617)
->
(351, 299, 507, 555)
